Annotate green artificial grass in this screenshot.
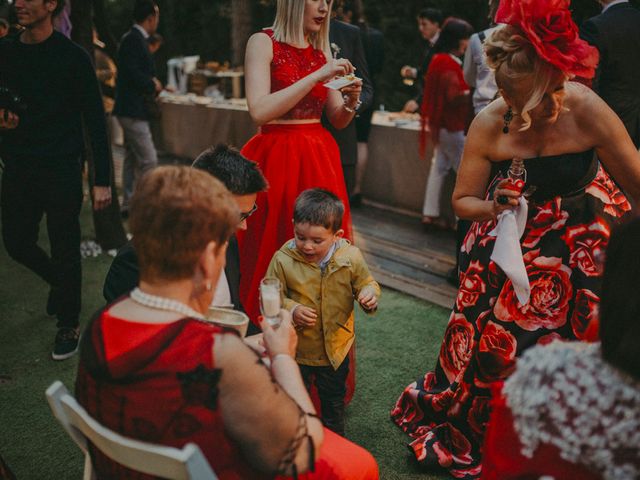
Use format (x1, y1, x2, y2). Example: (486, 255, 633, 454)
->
(0, 201, 450, 479)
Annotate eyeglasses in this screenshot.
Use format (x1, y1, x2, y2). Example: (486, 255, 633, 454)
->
(239, 203, 258, 222)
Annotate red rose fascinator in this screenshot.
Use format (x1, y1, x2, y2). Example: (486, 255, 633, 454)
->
(495, 0, 599, 79)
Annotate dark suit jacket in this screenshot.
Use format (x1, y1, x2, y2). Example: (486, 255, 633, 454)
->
(322, 19, 374, 168)
(103, 236, 244, 313)
(113, 27, 156, 120)
(413, 42, 435, 106)
(361, 26, 385, 82)
(581, 2, 640, 147)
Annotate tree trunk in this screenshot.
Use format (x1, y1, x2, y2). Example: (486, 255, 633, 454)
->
(92, 0, 118, 60)
(231, 0, 252, 67)
(71, 0, 127, 251)
(70, 0, 93, 55)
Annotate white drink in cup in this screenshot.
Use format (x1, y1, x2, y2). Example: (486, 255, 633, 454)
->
(260, 277, 282, 327)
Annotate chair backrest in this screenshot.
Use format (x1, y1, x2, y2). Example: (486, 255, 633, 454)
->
(46, 381, 218, 480)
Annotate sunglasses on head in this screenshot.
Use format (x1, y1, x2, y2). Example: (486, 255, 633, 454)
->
(239, 203, 258, 222)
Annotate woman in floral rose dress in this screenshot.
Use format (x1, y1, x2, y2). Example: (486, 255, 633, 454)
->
(391, 0, 640, 478)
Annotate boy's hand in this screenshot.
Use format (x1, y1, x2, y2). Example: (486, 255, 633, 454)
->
(292, 305, 318, 328)
(358, 286, 378, 311)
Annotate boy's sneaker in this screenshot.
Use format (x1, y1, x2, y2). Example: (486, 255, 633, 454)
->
(51, 327, 80, 361)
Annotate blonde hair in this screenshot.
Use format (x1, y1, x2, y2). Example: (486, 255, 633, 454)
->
(273, 0, 332, 53)
(130, 166, 239, 282)
(485, 25, 563, 131)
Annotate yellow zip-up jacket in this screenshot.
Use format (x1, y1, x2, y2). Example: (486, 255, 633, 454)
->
(266, 238, 380, 370)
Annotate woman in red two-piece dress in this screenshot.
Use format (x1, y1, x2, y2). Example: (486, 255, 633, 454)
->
(240, 0, 361, 323)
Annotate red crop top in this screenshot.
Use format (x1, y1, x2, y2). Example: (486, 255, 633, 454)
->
(264, 29, 328, 120)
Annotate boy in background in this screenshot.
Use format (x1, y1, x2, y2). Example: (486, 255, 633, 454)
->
(266, 188, 380, 435)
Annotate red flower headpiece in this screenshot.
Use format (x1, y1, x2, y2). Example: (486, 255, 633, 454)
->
(495, 0, 599, 79)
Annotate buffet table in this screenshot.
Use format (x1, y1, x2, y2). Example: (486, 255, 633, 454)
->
(158, 96, 256, 159)
(156, 97, 454, 217)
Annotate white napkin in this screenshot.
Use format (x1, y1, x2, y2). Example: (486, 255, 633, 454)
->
(489, 197, 530, 305)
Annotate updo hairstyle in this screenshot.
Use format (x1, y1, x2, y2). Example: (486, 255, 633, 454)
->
(485, 25, 564, 130)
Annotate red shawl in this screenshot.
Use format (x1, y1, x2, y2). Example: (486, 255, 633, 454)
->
(420, 53, 470, 155)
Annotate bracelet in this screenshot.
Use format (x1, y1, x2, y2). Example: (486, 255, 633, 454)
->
(343, 99, 362, 114)
(272, 353, 294, 363)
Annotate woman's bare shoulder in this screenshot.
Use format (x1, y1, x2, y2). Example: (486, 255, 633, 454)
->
(565, 81, 602, 115)
(470, 98, 505, 136)
(247, 31, 273, 52)
(213, 329, 248, 361)
(245, 32, 274, 64)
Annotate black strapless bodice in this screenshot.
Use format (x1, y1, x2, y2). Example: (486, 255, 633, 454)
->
(494, 149, 598, 202)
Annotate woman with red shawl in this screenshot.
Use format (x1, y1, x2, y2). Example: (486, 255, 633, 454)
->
(392, 0, 640, 477)
(420, 18, 473, 230)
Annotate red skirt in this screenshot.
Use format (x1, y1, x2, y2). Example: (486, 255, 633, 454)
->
(239, 123, 353, 323)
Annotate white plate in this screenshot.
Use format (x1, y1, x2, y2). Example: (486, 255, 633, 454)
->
(324, 75, 361, 90)
(192, 96, 214, 105)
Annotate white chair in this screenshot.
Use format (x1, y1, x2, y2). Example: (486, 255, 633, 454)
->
(45, 381, 218, 480)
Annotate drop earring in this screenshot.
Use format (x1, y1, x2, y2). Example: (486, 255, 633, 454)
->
(503, 106, 513, 134)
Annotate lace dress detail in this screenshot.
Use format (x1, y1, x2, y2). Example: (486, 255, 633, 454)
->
(264, 29, 328, 120)
(76, 310, 270, 479)
(503, 341, 640, 480)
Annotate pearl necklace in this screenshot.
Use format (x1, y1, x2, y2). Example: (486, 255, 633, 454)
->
(130, 288, 206, 321)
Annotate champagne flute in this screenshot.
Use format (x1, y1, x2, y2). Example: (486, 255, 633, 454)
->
(259, 277, 281, 327)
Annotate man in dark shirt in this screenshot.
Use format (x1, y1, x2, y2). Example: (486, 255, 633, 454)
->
(401, 8, 443, 113)
(0, 0, 111, 360)
(103, 145, 267, 335)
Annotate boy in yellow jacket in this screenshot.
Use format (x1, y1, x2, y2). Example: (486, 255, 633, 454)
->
(266, 188, 380, 435)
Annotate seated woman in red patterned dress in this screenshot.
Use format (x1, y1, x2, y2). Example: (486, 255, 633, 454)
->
(391, 0, 640, 478)
(239, 0, 361, 323)
(75, 166, 378, 480)
(482, 218, 640, 480)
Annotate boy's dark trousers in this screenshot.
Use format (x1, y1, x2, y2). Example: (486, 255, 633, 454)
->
(299, 356, 350, 436)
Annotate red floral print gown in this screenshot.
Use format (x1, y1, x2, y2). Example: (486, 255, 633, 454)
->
(391, 151, 632, 479)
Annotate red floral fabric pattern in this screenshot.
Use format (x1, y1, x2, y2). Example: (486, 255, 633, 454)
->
(522, 198, 568, 248)
(586, 167, 632, 217)
(462, 220, 495, 254)
(495, 250, 573, 332)
(570, 289, 600, 341)
(475, 321, 517, 386)
(562, 219, 609, 277)
(439, 313, 475, 383)
(391, 163, 631, 479)
(457, 261, 487, 311)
